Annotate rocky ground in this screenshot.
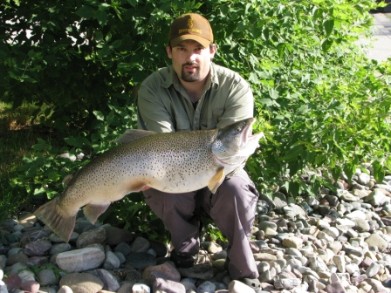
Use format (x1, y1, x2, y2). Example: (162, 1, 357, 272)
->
(0, 166, 390, 293)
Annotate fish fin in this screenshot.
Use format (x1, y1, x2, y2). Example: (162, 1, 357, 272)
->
(117, 129, 156, 144)
(83, 182, 147, 224)
(128, 181, 150, 192)
(62, 174, 74, 187)
(208, 167, 226, 194)
(83, 203, 110, 224)
(34, 198, 76, 242)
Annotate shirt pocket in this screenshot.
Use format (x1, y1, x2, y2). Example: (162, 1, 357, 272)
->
(200, 106, 224, 130)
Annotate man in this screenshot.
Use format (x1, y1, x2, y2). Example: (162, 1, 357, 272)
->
(137, 13, 261, 292)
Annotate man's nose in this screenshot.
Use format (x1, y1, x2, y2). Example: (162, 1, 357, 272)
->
(186, 51, 197, 62)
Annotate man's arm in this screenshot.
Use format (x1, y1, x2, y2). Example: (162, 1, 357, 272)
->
(216, 77, 255, 129)
(137, 81, 174, 133)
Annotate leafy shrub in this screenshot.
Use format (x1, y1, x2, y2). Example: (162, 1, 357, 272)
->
(1, 0, 390, 232)
(208, 0, 391, 196)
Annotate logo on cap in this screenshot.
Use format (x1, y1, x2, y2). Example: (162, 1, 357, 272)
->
(188, 17, 193, 29)
(178, 16, 201, 35)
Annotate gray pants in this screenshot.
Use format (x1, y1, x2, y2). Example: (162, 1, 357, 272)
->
(143, 169, 259, 279)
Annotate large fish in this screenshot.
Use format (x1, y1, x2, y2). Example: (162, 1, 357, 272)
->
(34, 118, 264, 242)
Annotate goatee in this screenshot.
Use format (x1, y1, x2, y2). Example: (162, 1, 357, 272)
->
(181, 62, 200, 82)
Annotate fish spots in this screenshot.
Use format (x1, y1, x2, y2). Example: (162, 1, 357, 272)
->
(60, 128, 221, 201)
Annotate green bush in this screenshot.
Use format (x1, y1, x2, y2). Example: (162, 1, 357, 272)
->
(1, 0, 390, 231)
(208, 0, 391, 195)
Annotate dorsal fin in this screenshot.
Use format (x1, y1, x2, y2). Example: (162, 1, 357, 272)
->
(117, 129, 156, 144)
(62, 174, 74, 187)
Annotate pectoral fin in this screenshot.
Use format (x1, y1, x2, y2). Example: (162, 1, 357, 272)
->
(208, 167, 225, 194)
(83, 203, 110, 224)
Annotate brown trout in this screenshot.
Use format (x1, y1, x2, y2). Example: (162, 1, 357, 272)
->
(34, 118, 263, 242)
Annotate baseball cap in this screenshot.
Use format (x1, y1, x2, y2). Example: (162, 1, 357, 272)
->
(169, 13, 214, 48)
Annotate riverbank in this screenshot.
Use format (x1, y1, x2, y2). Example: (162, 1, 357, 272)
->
(0, 166, 390, 293)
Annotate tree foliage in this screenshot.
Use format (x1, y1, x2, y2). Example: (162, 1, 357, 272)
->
(1, 0, 390, 226)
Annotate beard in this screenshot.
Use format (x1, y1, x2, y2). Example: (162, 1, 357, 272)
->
(180, 62, 200, 82)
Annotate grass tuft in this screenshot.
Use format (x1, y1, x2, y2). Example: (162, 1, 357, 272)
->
(0, 102, 43, 219)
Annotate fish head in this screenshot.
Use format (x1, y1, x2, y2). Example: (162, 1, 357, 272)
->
(211, 118, 264, 166)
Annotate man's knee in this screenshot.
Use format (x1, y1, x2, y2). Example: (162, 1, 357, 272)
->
(143, 189, 198, 222)
(217, 173, 259, 206)
(210, 174, 257, 219)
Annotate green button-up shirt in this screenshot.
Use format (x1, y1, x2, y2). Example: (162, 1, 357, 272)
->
(137, 63, 254, 132)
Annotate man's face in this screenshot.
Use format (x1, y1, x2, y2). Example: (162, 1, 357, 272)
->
(167, 40, 216, 83)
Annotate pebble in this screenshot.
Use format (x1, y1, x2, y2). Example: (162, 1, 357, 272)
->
(228, 280, 255, 293)
(0, 167, 390, 293)
(94, 268, 120, 291)
(132, 283, 150, 293)
(76, 226, 106, 248)
(0, 281, 7, 293)
(56, 245, 106, 272)
(59, 272, 103, 292)
(129, 236, 150, 253)
(197, 280, 216, 292)
(153, 277, 186, 293)
(103, 250, 121, 270)
(357, 172, 371, 185)
(37, 268, 58, 286)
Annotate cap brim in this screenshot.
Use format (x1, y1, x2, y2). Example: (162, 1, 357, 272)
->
(170, 35, 211, 48)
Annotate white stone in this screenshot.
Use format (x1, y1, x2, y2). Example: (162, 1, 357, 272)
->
(56, 246, 105, 272)
(366, 262, 381, 278)
(132, 283, 151, 293)
(0, 280, 8, 293)
(228, 280, 256, 293)
(333, 255, 346, 273)
(57, 285, 73, 293)
(358, 173, 371, 185)
(365, 189, 390, 206)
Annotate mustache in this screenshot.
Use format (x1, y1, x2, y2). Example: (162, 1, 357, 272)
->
(182, 62, 198, 67)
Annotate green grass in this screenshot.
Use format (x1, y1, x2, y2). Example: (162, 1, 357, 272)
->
(0, 102, 39, 173)
(0, 102, 43, 218)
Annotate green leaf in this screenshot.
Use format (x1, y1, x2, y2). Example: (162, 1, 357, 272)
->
(64, 136, 90, 148)
(344, 163, 356, 182)
(321, 39, 333, 52)
(288, 181, 301, 197)
(76, 5, 96, 18)
(385, 156, 391, 171)
(93, 110, 105, 121)
(372, 160, 385, 183)
(284, 144, 304, 161)
(323, 19, 334, 36)
(32, 139, 52, 152)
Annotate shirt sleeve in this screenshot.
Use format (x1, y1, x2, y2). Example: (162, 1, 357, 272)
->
(216, 76, 254, 129)
(137, 78, 175, 133)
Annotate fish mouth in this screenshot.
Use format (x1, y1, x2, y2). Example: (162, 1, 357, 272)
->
(211, 118, 263, 167)
(241, 118, 264, 147)
(241, 118, 255, 145)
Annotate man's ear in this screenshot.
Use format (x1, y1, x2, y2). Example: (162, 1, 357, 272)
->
(209, 44, 217, 59)
(166, 46, 173, 59)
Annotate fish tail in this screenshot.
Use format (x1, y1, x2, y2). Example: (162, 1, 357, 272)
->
(34, 198, 76, 242)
